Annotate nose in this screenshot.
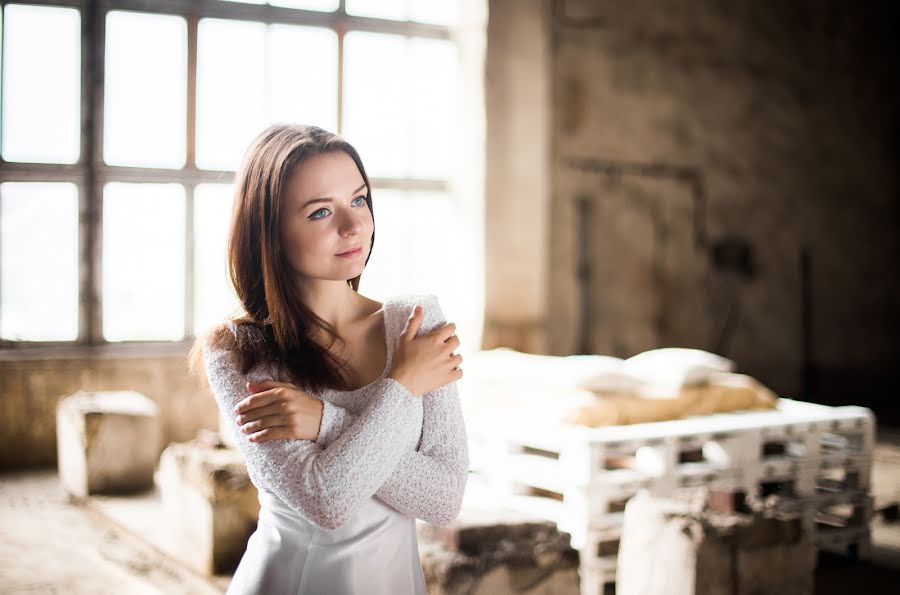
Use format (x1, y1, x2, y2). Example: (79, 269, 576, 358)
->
(338, 210, 364, 237)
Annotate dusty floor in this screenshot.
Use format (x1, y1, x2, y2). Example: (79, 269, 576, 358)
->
(0, 469, 223, 594)
(2, 428, 899, 594)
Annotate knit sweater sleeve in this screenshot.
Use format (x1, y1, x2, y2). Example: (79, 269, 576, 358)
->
(318, 382, 468, 526)
(202, 342, 422, 531)
(315, 295, 469, 526)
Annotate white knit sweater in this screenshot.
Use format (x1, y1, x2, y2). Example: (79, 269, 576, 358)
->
(201, 293, 469, 530)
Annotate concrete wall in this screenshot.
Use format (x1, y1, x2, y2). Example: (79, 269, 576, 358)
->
(0, 353, 217, 469)
(486, 0, 899, 420)
(482, 0, 553, 354)
(4, 0, 899, 470)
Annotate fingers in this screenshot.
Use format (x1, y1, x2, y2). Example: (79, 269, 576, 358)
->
(240, 413, 287, 436)
(236, 401, 288, 424)
(246, 425, 293, 443)
(399, 304, 423, 342)
(247, 380, 297, 393)
(234, 386, 286, 414)
(431, 322, 457, 343)
(441, 334, 461, 354)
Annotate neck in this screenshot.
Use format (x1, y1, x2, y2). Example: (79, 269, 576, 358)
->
(294, 279, 364, 333)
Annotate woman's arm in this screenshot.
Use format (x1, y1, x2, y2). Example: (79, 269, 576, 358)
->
(203, 343, 422, 530)
(314, 295, 469, 526)
(317, 381, 468, 526)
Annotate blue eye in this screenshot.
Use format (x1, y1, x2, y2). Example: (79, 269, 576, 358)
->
(308, 196, 367, 220)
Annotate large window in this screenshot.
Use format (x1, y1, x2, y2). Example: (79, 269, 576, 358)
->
(0, 0, 466, 348)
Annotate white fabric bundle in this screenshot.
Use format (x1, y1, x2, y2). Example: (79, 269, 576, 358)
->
(461, 347, 631, 390)
(463, 347, 737, 399)
(622, 348, 736, 398)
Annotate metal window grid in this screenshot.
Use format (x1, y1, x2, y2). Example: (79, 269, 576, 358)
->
(0, 0, 452, 357)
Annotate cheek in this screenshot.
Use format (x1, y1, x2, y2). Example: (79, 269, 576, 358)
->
(281, 220, 324, 263)
(361, 209, 375, 234)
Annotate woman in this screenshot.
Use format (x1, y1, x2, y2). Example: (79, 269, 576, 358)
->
(189, 123, 469, 594)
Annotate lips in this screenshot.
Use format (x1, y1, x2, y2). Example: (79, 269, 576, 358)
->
(337, 246, 362, 257)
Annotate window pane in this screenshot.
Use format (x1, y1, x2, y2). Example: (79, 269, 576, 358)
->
(220, 0, 343, 10)
(268, 25, 337, 131)
(104, 11, 187, 168)
(409, 38, 458, 179)
(343, 33, 458, 179)
(269, 0, 339, 10)
(102, 183, 185, 341)
(359, 189, 406, 300)
(407, 191, 461, 300)
(411, 0, 458, 26)
(346, 0, 405, 20)
(1, 5, 80, 164)
(343, 32, 408, 178)
(194, 184, 239, 335)
(346, 0, 457, 25)
(197, 19, 266, 171)
(0, 183, 79, 341)
(361, 190, 460, 303)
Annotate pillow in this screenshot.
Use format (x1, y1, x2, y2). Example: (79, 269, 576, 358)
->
(462, 347, 632, 390)
(575, 369, 648, 395)
(622, 348, 736, 398)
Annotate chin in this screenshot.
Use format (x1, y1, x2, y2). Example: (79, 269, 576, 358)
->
(335, 264, 366, 279)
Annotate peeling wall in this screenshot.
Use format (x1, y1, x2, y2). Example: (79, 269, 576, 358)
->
(1, 354, 217, 469)
(487, 0, 899, 420)
(483, 0, 554, 354)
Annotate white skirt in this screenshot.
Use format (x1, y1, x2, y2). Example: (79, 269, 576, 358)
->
(226, 488, 426, 595)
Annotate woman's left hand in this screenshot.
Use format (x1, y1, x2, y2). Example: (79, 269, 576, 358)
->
(232, 380, 324, 443)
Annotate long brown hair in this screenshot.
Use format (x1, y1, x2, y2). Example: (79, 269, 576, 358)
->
(188, 123, 376, 395)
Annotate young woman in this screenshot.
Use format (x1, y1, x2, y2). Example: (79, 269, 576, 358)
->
(189, 124, 469, 594)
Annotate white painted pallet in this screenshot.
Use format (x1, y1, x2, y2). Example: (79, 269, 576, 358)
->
(466, 398, 876, 592)
(468, 399, 874, 496)
(578, 556, 616, 595)
(473, 398, 871, 449)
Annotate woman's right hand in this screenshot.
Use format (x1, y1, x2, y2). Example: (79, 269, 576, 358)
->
(388, 304, 463, 397)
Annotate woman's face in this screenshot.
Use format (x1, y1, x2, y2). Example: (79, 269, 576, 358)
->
(280, 150, 373, 285)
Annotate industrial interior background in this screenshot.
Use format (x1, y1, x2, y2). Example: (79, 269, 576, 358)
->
(1, 0, 898, 593)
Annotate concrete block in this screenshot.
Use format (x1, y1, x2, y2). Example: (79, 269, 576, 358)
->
(417, 507, 580, 594)
(158, 431, 259, 575)
(56, 390, 161, 498)
(616, 490, 816, 595)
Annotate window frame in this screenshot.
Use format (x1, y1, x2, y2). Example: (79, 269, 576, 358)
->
(0, 0, 453, 357)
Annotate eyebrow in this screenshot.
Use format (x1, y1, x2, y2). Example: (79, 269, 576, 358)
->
(301, 183, 368, 210)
